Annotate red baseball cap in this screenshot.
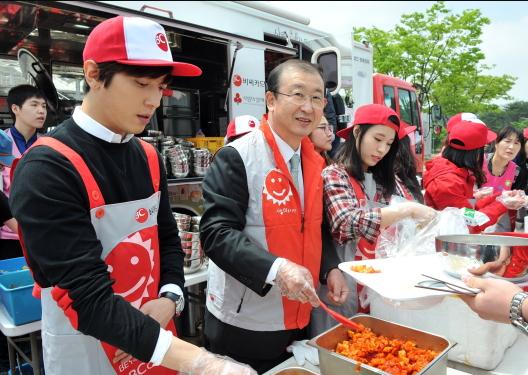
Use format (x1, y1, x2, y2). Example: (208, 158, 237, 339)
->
(226, 115, 259, 141)
(398, 123, 417, 140)
(447, 113, 496, 145)
(83, 16, 202, 77)
(336, 104, 400, 140)
(448, 120, 496, 150)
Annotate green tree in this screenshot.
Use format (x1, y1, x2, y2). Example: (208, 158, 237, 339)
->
(354, 1, 516, 115)
(479, 101, 528, 132)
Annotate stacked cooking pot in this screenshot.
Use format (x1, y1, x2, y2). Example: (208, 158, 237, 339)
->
(192, 148, 212, 177)
(174, 213, 204, 274)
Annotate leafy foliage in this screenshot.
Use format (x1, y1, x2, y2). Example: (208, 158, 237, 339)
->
(354, 1, 516, 116)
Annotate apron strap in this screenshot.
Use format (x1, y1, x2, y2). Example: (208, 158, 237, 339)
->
(24, 137, 105, 209)
(138, 139, 160, 193)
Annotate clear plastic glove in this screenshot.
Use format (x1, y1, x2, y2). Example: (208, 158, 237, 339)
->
(286, 340, 319, 366)
(497, 190, 527, 210)
(406, 202, 437, 224)
(276, 260, 319, 307)
(189, 348, 257, 375)
(473, 186, 494, 200)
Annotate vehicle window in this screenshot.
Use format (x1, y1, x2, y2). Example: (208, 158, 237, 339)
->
(410, 90, 420, 129)
(383, 86, 396, 111)
(398, 88, 413, 125)
(0, 58, 26, 96)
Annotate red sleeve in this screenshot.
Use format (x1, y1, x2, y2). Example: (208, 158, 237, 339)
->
(426, 174, 507, 233)
(425, 173, 473, 210)
(472, 195, 507, 233)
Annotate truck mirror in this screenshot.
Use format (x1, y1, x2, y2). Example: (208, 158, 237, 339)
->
(431, 105, 443, 122)
(311, 47, 341, 93)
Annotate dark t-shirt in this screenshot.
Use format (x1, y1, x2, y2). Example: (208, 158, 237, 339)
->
(9, 118, 184, 362)
(0, 190, 11, 224)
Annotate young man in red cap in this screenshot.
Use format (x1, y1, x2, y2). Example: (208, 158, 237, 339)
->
(10, 15, 254, 375)
(423, 114, 525, 233)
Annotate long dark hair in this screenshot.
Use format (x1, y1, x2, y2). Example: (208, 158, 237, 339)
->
(334, 125, 399, 197)
(395, 137, 424, 203)
(442, 146, 486, 186)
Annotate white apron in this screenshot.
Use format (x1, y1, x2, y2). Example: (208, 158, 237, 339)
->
(24, 137, 178, 375)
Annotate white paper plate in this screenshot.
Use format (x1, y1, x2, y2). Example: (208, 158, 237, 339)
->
(339, 253, 479, 309)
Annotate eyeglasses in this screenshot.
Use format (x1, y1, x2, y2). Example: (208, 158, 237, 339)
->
(316, 124, 334, 134)
(273, 91, 327, 109)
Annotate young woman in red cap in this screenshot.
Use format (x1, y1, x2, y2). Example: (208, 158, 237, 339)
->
(423, 116, 525, 233)
(322, 104, 435, 312)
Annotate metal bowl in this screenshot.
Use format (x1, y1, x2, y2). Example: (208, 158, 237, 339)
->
(435, 234, 528, 282)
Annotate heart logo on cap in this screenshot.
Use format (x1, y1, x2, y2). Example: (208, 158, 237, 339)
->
(155, 33, 168, 52)
(248, 120, 255, 128)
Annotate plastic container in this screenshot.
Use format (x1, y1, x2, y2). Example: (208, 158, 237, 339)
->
(185, 137, 224, 153)
(0, 257, 28, 275)
(0, 271, 42, 325)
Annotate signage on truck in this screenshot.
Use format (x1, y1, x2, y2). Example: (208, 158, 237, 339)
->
(229, 44, 266, 119)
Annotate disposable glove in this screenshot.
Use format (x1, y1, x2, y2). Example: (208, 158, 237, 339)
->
(276, 260, 319, 307)
(286, 340, 319, 366)
(189, 348, 257, 375)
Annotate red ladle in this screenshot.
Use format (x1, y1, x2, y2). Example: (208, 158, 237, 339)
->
(318, 299, 363, 331)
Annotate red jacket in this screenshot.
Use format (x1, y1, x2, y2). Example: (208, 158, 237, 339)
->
(423, 157, 507, 233)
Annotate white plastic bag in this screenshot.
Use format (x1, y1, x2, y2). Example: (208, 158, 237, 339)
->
(376, 207, 469, 258)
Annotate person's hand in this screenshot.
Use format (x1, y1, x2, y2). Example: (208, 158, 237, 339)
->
(114, 298, 176, 363)
(473, 186, 493, 200)
(287, 340, 319, 366)
(405, 202, 437, 224)
(459, 276, 522, 323)
(499, 190, 527, 210)
(469, 246, 510, 276)
(189, 348, 257, 375)
(276, 260, 319, 307)
(325, 268, 349, 306)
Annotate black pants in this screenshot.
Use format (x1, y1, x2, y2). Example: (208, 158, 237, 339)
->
(204, 309, 306, 374)
(0, 239, 22, 260)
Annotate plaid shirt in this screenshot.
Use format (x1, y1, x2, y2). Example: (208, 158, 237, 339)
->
(322, 164, 390, 245)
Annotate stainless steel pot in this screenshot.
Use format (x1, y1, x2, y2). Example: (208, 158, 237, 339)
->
(435, 234, 528, 282)
(308, 314, 454, 375)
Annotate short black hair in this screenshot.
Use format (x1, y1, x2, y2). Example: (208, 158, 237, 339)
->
(266, 59, 324, 94)
(334, 124, 399, 197)
(7, 85, 45, 122)
(84, 62, 173, 93)
(442, 145, 486, 186)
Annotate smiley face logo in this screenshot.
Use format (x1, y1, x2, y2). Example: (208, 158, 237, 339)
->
(155, 32, 168, 51)
(263, 169, 293, 206)
(107, 233, 155, 307)
(135, 208, 148, 223)
(233, 74, 242, 87)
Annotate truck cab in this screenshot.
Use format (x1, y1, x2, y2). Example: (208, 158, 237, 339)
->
(373, 73, 425, 174)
